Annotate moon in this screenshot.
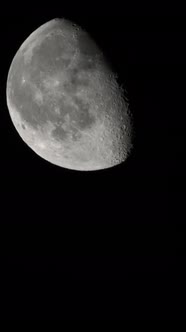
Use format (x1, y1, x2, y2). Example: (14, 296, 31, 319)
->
(6, 18, 133, 171)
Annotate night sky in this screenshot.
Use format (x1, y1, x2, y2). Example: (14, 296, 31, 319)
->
(0, 4, 185, 320)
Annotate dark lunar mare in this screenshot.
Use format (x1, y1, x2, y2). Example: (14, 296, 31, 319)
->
(6, 19, 133, 171)
(8, 26, 99, 143)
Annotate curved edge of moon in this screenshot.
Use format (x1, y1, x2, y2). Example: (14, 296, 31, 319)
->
(6, 18, 134, 171)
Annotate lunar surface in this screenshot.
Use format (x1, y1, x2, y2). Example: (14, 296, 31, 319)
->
(6, 18, 133, 171)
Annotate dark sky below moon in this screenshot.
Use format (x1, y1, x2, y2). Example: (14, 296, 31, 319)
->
(0, 8, 185, 319)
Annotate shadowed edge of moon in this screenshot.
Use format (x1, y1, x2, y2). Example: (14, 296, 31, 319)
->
(6, 18, 133, 171)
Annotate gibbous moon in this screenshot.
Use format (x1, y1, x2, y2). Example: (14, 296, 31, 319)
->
(6, 18, 133, 171)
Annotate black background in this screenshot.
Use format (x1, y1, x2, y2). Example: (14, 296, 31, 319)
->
(0, 4, 185, 320)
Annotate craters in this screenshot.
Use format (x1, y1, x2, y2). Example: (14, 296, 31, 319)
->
(51, 123, 68, 141)
(67, 123, 82, 142)
(72, 96, 96, 130)
(50, 96, 95, 144)
(51, 118, 82, 143)
(71, 128, 82, 141)
(77, 56, 96, 72)
(51, 113, 71, 142)
(63, 68, 89, 94)
(72, 23, 79, 30)
(41, 75, 62, 99)
(62, 113, 71, 128)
